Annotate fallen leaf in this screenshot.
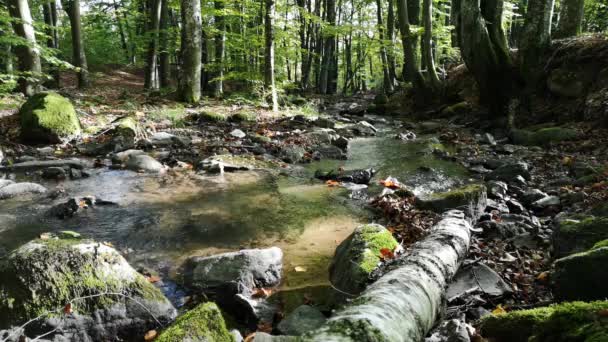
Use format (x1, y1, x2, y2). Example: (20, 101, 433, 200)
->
(146, 275, 162, 283)
(64, 303, 73, 315)
(39, 233, 52, 240)
(536, 271, 550, 282)
(294, 266, 307, 272)
(492, 305, 507, 315)
(252, 288, 273, 298)
(380, 247, 395, 260)
(244, 333, 256, 342)
(326, 180, 340, 187)
(144, 330, 157, 341)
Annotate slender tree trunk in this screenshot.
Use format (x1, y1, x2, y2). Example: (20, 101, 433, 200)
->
(264, 0, 279, 111)
(376, 0, 394, 93)
(422, 0, 441, 89)
(396, 0, 420, 83)
(214, 0, 225, 98)
(319, 0, 337, 94)
(158, 0, 170, 88)
(555, 0, 584, 38)
(112, 0, 130, 63)
(520, 0, 554, 85)
(178, 0, 202, 103)
(7, 0, 42, 96)
(144, 0, 162, 90)
(386, 0, 398, 83)
(43, 1, 60, 87)
(63, 0, 89, 88)
(201, 27, 210, 92)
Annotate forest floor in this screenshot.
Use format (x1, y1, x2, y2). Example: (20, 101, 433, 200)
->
(1, 66, 608, 340)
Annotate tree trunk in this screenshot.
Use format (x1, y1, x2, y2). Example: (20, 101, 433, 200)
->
(178, 0, 202, 103)
(554, 0, 583, 38)
(214, 0, 225, 98)
(144, 0, 162, 90)
(319, 0, 337, 94)
(264, 0, 279, 112)
(422, 0, 441, 89)
(308, 211, 472, 341)
(396, 0, 420, 83)
(376, 0, 394, 93)
(112, 0, 130, 63)
(7, 0, 42, 96)
(201, 27, 210, 92)
(457, 0, 514, 116)
(520, 0, 554, 84)
(386, 0, 398, 83)
(63, 0, 89, 88)
(158, 0, 170, 88)
(43, 1, 60, 87)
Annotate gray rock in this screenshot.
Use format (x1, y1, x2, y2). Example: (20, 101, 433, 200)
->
(231, 329, 244, 342)
(353, 121, 378, 136)
(506, 199, 525, 214)
(314, 117, 336, 129)
(481, 133, 496, 146)
(149, 131, 186, 146)
(397, 131, 417, 141)
(331, 136, 349, 150)
(277, 305, 327, 336)
(487, 162, 531, 182)
(230, 129, 247, 139)
(487, 181, 508, 199)
(125, 154, 164, 173)
(509, 232, 538, 249)
(0, 179, 14, 189)
(0, 182, 47, 200)
(252, 333, 298, 342)
(184, 247, 283, 297)
(41, 167, 67, 180)
(312, 145, 347, 160)
(36, 146, 54, 155)
(532, 195, 560, 208)
(0, 238, 176, 340)
(447, 263, 512, 299)
(0, 149, 3, 164)
(520, 189, 548, 205)
(426, 319, 471, 342)
(0, 159, 85, 172)
(111, 149, 146, 165)
(280, 145, 306, 163)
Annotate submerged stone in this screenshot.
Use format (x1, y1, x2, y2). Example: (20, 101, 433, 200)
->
(553, 246, 608, 301)
(19, 92, 81, 144)
(329, 224, 399, 295)
(0, 237, 176, 340)
(156, 302, 233, 342)
(277, 305, 327, 336)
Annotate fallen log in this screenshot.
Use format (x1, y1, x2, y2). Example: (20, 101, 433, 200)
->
(305, 210, 472, 342)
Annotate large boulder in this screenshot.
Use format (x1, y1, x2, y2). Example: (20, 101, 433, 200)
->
(20, 92, 81, 144)
(553, 245, 608, 301)
(156, 302, 233, 342)
(553, 217, 608, 258)
(329, 224, 399, 295)
(0, 236, 176, 340)
(183, 247, 283, 297)
(479, 301, 608, 342)
(416, 184, 487, 219)
(125, 154, 165, 173)
(0, 182, 46, 200)
(487, 162, 531, 182)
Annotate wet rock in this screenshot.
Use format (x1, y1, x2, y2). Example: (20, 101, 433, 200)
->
(155, 302, 233, 342)
(494, 144, 516, 154)
(426, 319, 471, 342)
(553, 245, 608, 301)
(0, 182, 47, 200)
(0, 159, 85, 172)
(416, 184, 487, 219)
(312, 145, 347, 160)
(553, 217, 608, 258)
(277, 305, 327, 336)
(149, 131, 188, 147)
(397, 131, 417, 141)
(125, 154, 165, 173)
(487, 181, 508, 199)
(41, 166, 67, 180)
(511, 127, 579, 146)
(280, 145, 306, 163)
(480, 133, 496, 146)
(0, 179, 15, 189)
(230, 129, 247, 139)
(198, 155, 272, 173)
(111, 149, 146, 165)
(37, 146, 54, 155)
(234, 293, 279, 328)
(341, 103, 365, 116)
(506, 199, 525, 214)
(0, 236, 176, 340)
(353, 121, 378, 136)
(520, 189, 548, 206)
(19, 92, 81, 144)
(315, 168, 376, 185)
(447, 263, 512, 299)
(314, 117, 336, 129)
(48, 196, 117, 219)
(509, 175, 527, 188)
(331, 136, 349, 150)
(487, 161, 531, 182)
(532, 195, 560, 209)
(184, 247, 283, 297)
(231, 329, 244, 342)
(0, 149, 3, 164)
(330, 224, 399, 295)
(485, 198, 510, 213)
(252, 332, 298, 342)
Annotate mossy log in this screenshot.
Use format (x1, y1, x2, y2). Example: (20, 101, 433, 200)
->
(305, 210, 472, 341)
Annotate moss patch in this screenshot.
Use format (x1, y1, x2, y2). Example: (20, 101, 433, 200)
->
(554, 217, 608, 257)
(198, 111, 227, 122)
(512, 127, 579, 146)
(480, 301, 608, 342)
(592, 239, 608, 250)
(156, 302, 233, 342)
(416, 184, 486, 216)
(20, 92, 81, 143)
(229, 111, 257, 122)
(553, 247, 608, 301)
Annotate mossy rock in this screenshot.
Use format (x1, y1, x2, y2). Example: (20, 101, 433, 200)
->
(592, 239, 608, 250)
(289, 95, 307, 106)
(20, 92, 81, 144)
(553, 246, 608, 301)
(0, 236, 176, 339)
(590, 202, 608, 217)
(373, 94, 389, 106)
(547, 68, 587, 98)
(416, 184, 487, 218)
(439, 101, 471, 117)
(511, 127, 579, 146)
(329, 224, 399, 295)
(198, 111, 227, 122)
(480, 300, 608, 342)
(114, 116, 138, 138)
(229, 111, 257, 122)
(553, 217, 608, 257)
(156, 302, 233, 342)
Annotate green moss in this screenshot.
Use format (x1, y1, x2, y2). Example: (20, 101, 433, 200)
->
(115, 116, 138, 137)
(553, 247, 608, 301)
(592, 240, 608, 250)
(20, 92, 81, 143)
(555, 217, 608, 257)
(440, 101, 470, 117)
(156, 302, 234, 342)
(480, 301, 608, 342)
(0, 238, 167, 326)
(358, 225, 399, 263)
(229, 111, 257, 122)
(306, 317, 389, 341)
(198, 111, 227, 122)
(512, 127, 578, 146)
(417, 184, 485, 215)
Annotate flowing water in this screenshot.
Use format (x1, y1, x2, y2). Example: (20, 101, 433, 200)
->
(0, 121, 468, 312)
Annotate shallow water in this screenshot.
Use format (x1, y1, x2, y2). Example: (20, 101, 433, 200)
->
(0, 121, 468, 310)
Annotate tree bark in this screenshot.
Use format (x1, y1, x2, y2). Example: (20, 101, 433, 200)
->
(178, 0, 202, 103)
(396, 0, 420, 83)
(213, 0, 225, 98)
(144, 0, 162, 90)
(554, 0, 583, 39)
(519, 0, 554, 87)
(319, 0, 337, 94)
(112, 0, 130, 63)
(422, 0, 441, 89)
(43, 1, 60, 87)
(264, 0, 279, 111)
(376, 0, 394, 93)
(201, 26, 210, 92)
(386, 0, 398, 83)
(457, 0, 513, 116)
(63, 0, 89, 88)
(158, 0, 170, 88)
(308, 211, 472, 341)
(7, 0, 42, 96)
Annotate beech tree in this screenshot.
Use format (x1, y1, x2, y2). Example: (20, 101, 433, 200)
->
(555, 0, 585, 38)
(7, 0, 41, 96)
(178, 0, 202, 103)
(63, 0, 89, 88)
(264, 0, 279, 111)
